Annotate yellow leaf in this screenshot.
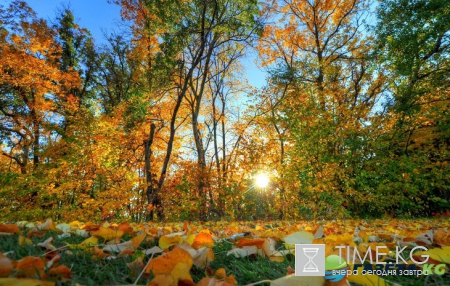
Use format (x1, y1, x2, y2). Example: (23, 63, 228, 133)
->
(19, 235, 32, 246)
(171, 262, 193, 282)
(414, 246, 450, 264)
(184, 234, 196, 246)
(93, 227, 124, 241)
(131, 232, 146, 248)
(284, 231, 314, 249)
(69, 236, 98, 249)
(159, 234, 183, 250)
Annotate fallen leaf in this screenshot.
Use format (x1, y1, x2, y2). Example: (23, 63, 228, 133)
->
(236, 238, 265, 248)
(0, 252, 13, 277)
(284, 231, 314, 248)
(46, 254, 61, 268)
(93, 227, 124, 241)
(314, 226, 324, 238)
(131, 232, 147, 247)
(227, 246, 263, 258)
(193, 247, 214, 268)
(16, 256, 46, 279)
(144, 246, 164, 256)
(37, 218, 56, 231)
(56, 223, 72, 234)
(90, 246, 110, 259)
(159, 234, 183, 250)
(145, 247, 193, 275)
(49, 265, 72, 282)
(215, 268, 227, 279)
(262, 238, 276, 257)
(70, 236, 98, 249)
(117, 222, 134, 234)
(37, 237, 57, 251)
(19, 235, 32, 246)
(0, 224, 20, 234)
(415, 230, 434, 246)
(413, 246, 450, 264)
(192, 233, 214, 249)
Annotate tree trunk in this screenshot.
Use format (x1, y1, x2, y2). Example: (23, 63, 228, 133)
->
(145, 123, 157, 221)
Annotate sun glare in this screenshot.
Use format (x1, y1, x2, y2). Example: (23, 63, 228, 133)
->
(255, 173, 270, 189)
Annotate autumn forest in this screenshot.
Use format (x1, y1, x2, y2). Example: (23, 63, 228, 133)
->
(1, 0, 449, 222)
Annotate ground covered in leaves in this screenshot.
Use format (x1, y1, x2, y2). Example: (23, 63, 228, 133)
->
(0, 218, 449, 286)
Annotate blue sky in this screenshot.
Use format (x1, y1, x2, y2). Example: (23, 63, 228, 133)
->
(16, 0, 266, 88)
(24, 0, 122, 45)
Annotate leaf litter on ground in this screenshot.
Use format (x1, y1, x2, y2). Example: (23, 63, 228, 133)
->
(0, 218, 449, 285)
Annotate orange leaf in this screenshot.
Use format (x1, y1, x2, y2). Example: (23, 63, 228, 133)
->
(81, 222, 101, 232)
(225, 274, 237, 285)
(0, 224, 20, 234)
(0, 253, 13, 277)
(117, 249, 135, 257)
(117, 222, 134, 235)
(192, 233, 214, 249)
(131, 232, 147, 248)
(236, 238, 265, 248)
(49, 265, 72, 281)
(145, 248, 193, 275)
(90, 246, 110, 259)
(147, 274, 175, 286)
(16, 256, 46, 279)
(215, 268, 227, 279)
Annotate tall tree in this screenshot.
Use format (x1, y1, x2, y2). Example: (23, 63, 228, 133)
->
(117, 0, 261, 220)
(258, 0, 386, 217)
(0, 1, 80, 174)
(374, 0, 450, 215)
(184, 0, 261, 220)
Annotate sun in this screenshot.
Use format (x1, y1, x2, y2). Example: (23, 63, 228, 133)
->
(255, 173, 270, 189)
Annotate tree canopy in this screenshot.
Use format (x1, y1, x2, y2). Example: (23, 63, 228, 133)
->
(1, 0, 449, 221)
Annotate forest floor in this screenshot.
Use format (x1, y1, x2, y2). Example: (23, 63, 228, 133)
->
(0, 218, 449, 286)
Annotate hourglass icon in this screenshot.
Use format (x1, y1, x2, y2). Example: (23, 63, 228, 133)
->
(303, 248, 319, 272)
